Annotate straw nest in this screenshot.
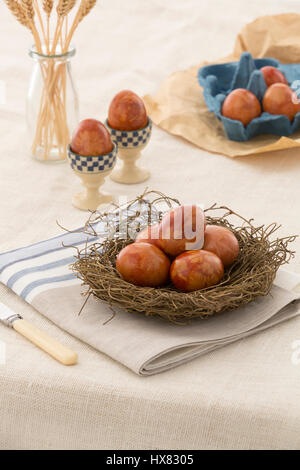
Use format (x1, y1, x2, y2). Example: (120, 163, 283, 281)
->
(71, 190, 296, 324)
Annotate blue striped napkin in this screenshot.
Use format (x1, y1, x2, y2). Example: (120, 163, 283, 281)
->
(0, 230, 93, 304)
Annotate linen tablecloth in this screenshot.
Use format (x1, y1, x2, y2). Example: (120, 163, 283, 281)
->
(1, 0, 300, 449)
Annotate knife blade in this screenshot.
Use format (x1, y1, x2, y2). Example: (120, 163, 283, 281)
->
(0, 302, 77, 365)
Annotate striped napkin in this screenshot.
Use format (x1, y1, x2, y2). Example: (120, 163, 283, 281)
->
(0, 228, 300, 375)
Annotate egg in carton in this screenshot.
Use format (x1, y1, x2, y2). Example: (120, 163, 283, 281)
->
(198, 52, 300, 141)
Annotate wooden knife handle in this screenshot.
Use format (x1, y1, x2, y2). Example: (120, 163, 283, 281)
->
(13, 319, 78, 366)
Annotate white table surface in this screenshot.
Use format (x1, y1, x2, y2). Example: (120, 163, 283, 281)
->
(0, 0, 300, 449)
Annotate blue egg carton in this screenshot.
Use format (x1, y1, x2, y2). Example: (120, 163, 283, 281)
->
(197, 52, 300, 141)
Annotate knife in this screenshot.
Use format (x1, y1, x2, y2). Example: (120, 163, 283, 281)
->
(0, 302, 78, 365)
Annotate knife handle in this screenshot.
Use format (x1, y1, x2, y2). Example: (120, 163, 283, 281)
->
(13, 319, 78, 366)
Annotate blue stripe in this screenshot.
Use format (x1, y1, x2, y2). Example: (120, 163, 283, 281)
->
(0, 237, 95, 274)
(0, 229, 97, 273)
(7, 256, 76, 289)
(20, 273, 77, 300)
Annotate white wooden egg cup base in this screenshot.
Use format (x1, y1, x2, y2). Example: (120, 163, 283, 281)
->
(110, 147, 150, 184)
(72, 169, 113, 211)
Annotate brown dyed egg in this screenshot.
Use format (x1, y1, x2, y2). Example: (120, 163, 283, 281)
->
(135, 224, 161, 248)
(158, 205, 206, 257)
(222, 88, 261, 126)
(203, 225, 239, 267)
(108, 90, 148, 131)
(260, 66, 288, 87)
(262, 83, 300, 122)
(70, 119, 113, 156)
(170, 249, 224, 292)
(116, 242, 170, 287)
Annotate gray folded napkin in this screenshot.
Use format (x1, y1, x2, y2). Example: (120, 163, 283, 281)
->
(0, 227, 299, 375)
(33, 269, 300, 375)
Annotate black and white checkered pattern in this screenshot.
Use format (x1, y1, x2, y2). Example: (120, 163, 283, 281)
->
(106, 118, 152, 148)
(67, 144, 117, 174)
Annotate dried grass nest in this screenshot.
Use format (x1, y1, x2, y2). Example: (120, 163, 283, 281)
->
(71, 190, 296, 324)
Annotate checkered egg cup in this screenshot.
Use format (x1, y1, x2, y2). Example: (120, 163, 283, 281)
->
(67, 143, 117, 174)
(105, 118, 152, 149)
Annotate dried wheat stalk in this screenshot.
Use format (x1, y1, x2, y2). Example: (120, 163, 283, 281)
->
(5, 0, 31, 29)
(57, 0, 77, 17)
(52, 0, 77, 53)
(11, 0, 43, 53)
(21, 0, 35, 20)
(79, 0, 97, 21)
(43, 0, 54, 17)
(43, 1, 54, 47)
(65, 0, 97, 50)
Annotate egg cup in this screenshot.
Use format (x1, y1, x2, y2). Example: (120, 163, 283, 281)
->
(105, 118, 152, 184)
(67, 144, 117, 211)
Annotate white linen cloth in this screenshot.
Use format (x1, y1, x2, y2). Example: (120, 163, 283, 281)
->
(1, 0, 300, 449)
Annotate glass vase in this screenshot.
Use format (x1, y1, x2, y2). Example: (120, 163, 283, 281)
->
(26, 45, 79, 163)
